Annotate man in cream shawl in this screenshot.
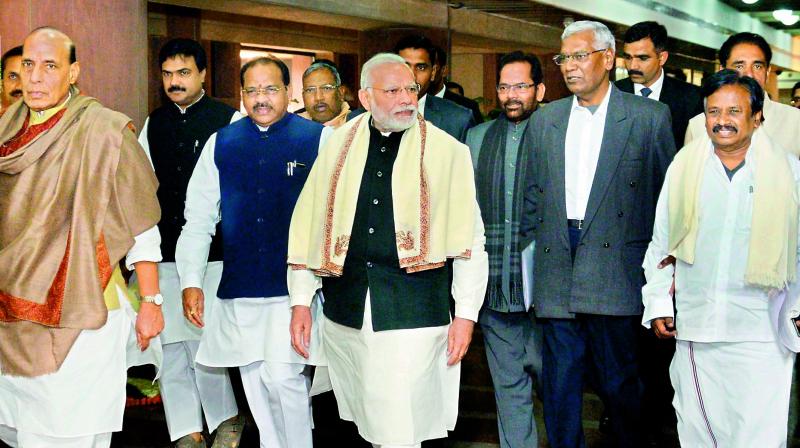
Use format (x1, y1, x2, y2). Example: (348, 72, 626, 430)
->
(642, 69, 800, 447)
(287, 53, 488, 448)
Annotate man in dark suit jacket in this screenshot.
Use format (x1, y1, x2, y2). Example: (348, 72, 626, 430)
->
(351, 34, 476, 142)
(616, 21, 702, 148)
(520, 21, 675, 448)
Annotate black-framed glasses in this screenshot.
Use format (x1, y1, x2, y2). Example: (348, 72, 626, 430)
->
(241, 86, 285, 97)
(302, 84, 340, 96)
(552, 49, 607, 66)
(366, 83, 421, 97)
(497, 82, 536, 94)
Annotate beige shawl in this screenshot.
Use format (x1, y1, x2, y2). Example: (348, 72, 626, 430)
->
(288, 112, 475, 275)
(668, 128, 798, 289)
(0, 90, 161, 377)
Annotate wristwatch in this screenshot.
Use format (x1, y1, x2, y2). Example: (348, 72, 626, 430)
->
(141, 293, 164, 306)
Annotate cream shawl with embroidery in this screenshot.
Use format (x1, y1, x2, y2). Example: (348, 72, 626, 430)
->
(288, 112, 475, 275)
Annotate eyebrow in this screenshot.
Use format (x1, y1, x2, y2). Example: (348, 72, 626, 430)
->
(162, 67, 191, 72)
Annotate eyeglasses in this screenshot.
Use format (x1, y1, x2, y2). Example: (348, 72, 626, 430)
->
(552, 49, 608, 66)
(302, 84, 339, 96)
(497, 82, 536, 94)
(366, 83, 421, 97)
(241, 86, 285, 97)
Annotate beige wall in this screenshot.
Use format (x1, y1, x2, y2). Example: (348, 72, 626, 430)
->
(451, 54, 484, 101)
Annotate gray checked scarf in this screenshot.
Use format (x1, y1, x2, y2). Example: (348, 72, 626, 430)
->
(475, 114, 530, 310)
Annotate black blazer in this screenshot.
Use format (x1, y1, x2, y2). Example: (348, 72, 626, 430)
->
(348, 94, 476, 143)
(443, 89, 484, 124)
(616, 74, 703, 149)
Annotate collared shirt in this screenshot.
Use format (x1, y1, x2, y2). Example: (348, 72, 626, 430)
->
(418, 94, 427, 117)
(174, 90, 205, 114)
(564, 83, 612, 220)
(175, 123, 333, 290)
(633, 69, 665, 101)
(435, 86, 446, 98)
(642, 141, 800, 342)
(685, 96, 800, 156)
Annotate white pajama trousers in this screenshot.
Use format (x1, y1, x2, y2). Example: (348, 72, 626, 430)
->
(0, 425, 111, 448)
(238, 361, 313, 448)
(671, 339, 794, 448)
(159, 340, 238, 441)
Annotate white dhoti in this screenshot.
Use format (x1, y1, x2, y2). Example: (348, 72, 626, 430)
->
(153, 262, 238, 440)
(322, 293, 459, 446)
(0, 287, 161, 448)
(671, 339, 794, 448)
(196, 294, 324, 448)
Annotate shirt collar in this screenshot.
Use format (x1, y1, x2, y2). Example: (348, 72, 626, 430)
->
(418, 94, 427, 116)
(434, 86, 446, 98)
(173, 90, 205, 114)
(633, 69, 665, 100)
(571, 82, 613, 117)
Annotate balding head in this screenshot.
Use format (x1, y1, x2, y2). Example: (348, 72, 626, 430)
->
(22, 27, 79, 111)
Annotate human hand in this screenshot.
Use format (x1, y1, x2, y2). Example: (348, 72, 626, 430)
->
(447, 317, 474, 366)
(182, 287, 205, 328)
(136, 302, 164, 350)
(290, 305, 312, 359)
(652, 317, 676, 339)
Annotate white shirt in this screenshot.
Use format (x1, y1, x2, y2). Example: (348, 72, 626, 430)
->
(288, 203, 488, 322)
(418, 94, 427, 117)
(633, 69, 665, 101)
(685, 96, 800, 156)
(435, 86, 446, 98)
(175, 122, 334, 291)
(564, 83, 612, 220)
(642, 141, 800, 342)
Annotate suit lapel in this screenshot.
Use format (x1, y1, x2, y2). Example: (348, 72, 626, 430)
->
(424, 95, 442, 127)
(580, 87, 631, 237)
(549, 99, 572, 247)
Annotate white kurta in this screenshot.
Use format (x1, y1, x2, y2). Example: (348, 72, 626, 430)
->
(175, 126, 333, 368)
(0, 227, 162, 439)
(685, 96, 800, 156)
(288, 204, 488, 445)
(641, 140, 800, 445)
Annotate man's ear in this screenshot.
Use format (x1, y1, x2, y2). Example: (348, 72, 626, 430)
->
(69, 61, 80, 85)
(358, 89, 371, 111)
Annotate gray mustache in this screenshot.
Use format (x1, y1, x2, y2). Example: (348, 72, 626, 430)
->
(712, 124, 737, 134)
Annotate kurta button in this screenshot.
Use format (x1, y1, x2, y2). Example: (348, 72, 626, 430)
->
(366, 261, 373, 268)
(373, 198, 379, 205)
(380, 147, 387, 153)
(377, 171, 383, 177)
(261, 134, 268, 140)
(629, 181, 636, 187)
(617, 211, 624, 217)
(259, 159, 266, 165)
(538, 217, 544, 223)
(258, 248, 266, 253)
(177, 142, 185, 148)
(543, 247, 550, 253)
(181, 119, 187, 124)
(368, 227, 375, 234)
(177, 166, 182, 172)
(603, 242, 610, 248)
(257, 217, 264, 223)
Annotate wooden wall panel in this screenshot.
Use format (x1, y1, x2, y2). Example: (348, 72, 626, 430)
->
(0, 0, 149, 129)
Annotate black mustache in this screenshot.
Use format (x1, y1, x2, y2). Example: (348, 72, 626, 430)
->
(254, 102, 272, 109)
(168, 85, 186, 93)
(712, 124, 737, 133)
(9, 89, 22, 97)
(628, 70, 644, 77)
(503, 100, 523, 107)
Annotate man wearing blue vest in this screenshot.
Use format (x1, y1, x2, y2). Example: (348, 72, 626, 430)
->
(176, 57, 331, 448)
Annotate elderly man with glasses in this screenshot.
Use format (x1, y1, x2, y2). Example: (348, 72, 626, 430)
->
(288, 52, 488, 448)
(175, 56, 333, 448)
(298, 59, 350, 128)
(519, 20, 675, 448)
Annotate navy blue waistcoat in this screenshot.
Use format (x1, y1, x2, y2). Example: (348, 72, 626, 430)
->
(214, 114, 323, 299)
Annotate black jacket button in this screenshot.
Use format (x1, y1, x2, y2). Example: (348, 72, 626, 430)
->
(618, 211, 624, 217)
(603, 242, 610, 248)
(544, 247, 550, 253)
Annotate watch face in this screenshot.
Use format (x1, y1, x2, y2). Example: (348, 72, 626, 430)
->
(154, 294, 164, 305)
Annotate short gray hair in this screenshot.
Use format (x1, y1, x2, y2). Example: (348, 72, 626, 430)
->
(360, 53, 411, 89)
(562, 20, 616, 53)
(303, 61, 341, 86)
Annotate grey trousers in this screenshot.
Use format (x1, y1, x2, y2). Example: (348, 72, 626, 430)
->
(479, 308, 543, 448)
